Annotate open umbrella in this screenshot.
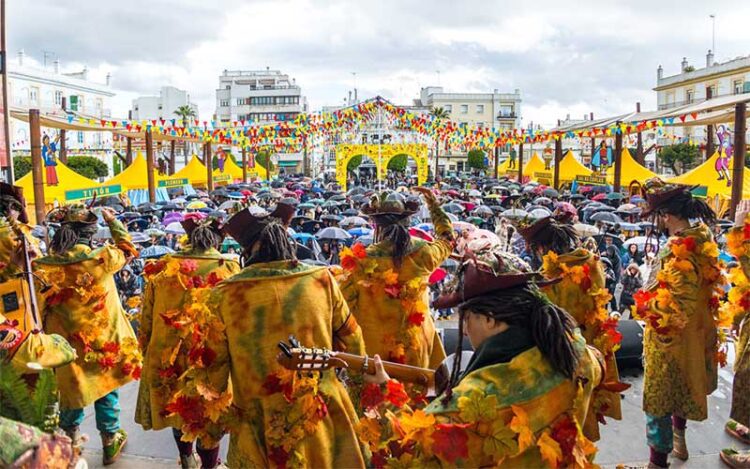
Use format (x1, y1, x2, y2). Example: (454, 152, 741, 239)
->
(340, 216, 368, 227)
(129, 232, 151, 244)
(348, 227, 372, 237)
(219, 200, 243, 211)
(469, 229, 500, 243)
(301, 220, 324, 234)
(624, 236, 661, 250)
(452, 221, 476, 232)
(446, 213, 459, 222)
(145, 228, 165, 238)
(468, 189, 482, 197)
(499, 208, 529, 219)
(164, 222, 185, 235)
(589, 212, 624, 224)
(187, 201, 208, 210)
(534, 196, 552, 205)
(357, 235, 374, 246)
(415, 222, 434, 232)
(472, 206, 493, 216)
(467, 216, 484, 226)
(316, 227, 352, 240)
(342, 208, 360, 216)
(298, 203, 316, 210)
(529, 208, 552, 219)
(321, 214, 343, 222)
(94, 226, 111, 240)
(573, 223, 599, 237)
(542, 188, 559, 198)
(441, 203, 465, 214)
(606, 192, 625, 201)
(140, 245, 175, 259)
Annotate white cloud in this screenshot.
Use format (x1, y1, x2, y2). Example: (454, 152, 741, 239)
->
(8, 0, 750, 129)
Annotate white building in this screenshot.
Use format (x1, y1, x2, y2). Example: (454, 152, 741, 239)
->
(215, 68, 308, 173)
(414, 86, 522, 175)
(130, 86, 198, 121)
(9, 50, 115, 154)
(655, 51, 750, 143)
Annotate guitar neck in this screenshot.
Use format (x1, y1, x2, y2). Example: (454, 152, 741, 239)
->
(335, 351, 435, 388)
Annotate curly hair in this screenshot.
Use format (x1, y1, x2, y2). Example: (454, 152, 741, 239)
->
(243, 221, 297, 265)
(656, 192, 716, 225)
(527, 220, 580, 255)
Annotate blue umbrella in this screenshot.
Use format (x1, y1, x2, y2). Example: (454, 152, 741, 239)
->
(415, 222, 434, 232)
(140, 245, 175, 259)
(293, 233, 316, 243)
(348, 227, 373, 237)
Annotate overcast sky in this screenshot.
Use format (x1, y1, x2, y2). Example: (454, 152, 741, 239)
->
(8, 0, 750, 127)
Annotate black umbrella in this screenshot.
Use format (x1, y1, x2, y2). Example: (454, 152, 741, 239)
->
(593, 234, 624, 249)
(137, 203, 158, 213)
(589, 212, 624, 224)
(542, 188, 559, 198)
(441, 203, 465, 214)
(342, 208, 359, 216)
(321, 214, 343, 222)
(301, 220, 324, 234)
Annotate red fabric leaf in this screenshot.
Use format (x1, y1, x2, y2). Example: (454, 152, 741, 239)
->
(385, 380, 409, 408)
(361, 383, 385, 410)
(432, 423, 470, 463)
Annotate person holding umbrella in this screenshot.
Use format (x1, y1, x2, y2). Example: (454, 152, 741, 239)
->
(518, 214, 626, 442)
(135, 213, 240, 469)
(338, 187, 454, 386)
(633, 178, 723, 468)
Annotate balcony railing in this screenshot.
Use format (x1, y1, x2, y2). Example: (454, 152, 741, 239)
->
(658, 89, 749, 110)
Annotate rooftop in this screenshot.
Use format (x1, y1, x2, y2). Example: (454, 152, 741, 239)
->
(656, 54, 750, 90)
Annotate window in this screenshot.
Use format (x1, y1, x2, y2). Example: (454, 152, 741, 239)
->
(225, 85, 230, 90)
(685, 89, 694, 103)
(444, 104, 452, 113)
(476, 104, 484, 113)
(158, 104, 163, 110)
(69, 95, 79, 111)
(457, 161, 465, 172)
(707, 84, 717, 98)
(77, 132, 84, 144)
(54, 90, 63, 106)
(460, 104, 468, 114)
(220, 100, 229, 107)
(499, 105, 514, 118)
(734, 79, 745, 95)
(29, 87, 39, 104)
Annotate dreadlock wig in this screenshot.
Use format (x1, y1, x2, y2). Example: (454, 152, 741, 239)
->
(50, 222, 99, 254)
(656, 191, 716, 225)
(524, 218, 580, 255)
(243, 220, 297, 265)
(190, 224, 222, 251)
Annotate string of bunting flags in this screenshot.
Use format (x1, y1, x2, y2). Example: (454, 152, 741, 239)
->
(60, 96, 709, 152)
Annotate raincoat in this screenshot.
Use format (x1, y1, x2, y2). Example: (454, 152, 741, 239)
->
(540, 248, 623, 441)
(356, 331, 603, 468)
(201, 260, 368, 468)
(721, 220, 750, 426)
(35, 219, 141, 410)
(338, 201, 453, 369)
(135, 249, 240, 433)
(633, 223, 724, 421)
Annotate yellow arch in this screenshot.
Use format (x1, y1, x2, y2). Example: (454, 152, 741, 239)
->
(336, 143, 429, 191)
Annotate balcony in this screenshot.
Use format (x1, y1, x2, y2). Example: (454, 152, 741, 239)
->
(497, 113, 517, 119)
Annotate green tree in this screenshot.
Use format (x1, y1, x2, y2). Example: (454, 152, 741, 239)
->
(467, 149, 487, 173)
(13, 156, 32, 179)
(429, 107, 449, 180)
(256, 150, 275, 172)
(174, 105, 197, 126)
(67, 156, 110, 179)
(113, 154, 123, 175)
(388, 154, 409, 172)
(347, 155, 363, 172)
(658, 143, 699, 175)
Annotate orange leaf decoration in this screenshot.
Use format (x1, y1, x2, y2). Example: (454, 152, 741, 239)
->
(537, 432, 563, 468)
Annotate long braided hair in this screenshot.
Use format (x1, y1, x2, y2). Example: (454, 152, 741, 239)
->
(443, 284, 580, 403)
(190, 224, 222, 251)
(243, 220, 297, 265)
(656, 192, 716, 225)
(527, 220, 580, 255)
(50, 222, 98, 254)
(375, 223, 411, 268)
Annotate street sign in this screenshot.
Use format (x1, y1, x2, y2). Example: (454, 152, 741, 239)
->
(65, 184, 122, 201)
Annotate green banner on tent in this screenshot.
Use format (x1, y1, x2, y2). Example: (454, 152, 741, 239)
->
(158, 178, 188, 188)
(534, 171, 553, 180)
(690, 186, 708, 199)
(575, 174, 607, 186)
(65, 184, 122, 201)
(213, 174, 232, 183)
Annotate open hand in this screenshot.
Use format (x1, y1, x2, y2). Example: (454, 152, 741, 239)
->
(362, 355, 391, 385)
(736, 200, 750, 227)
(412, 186, 436, 202)
(100, 207, 117, 223)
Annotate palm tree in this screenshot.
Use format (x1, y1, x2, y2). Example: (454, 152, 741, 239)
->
(174, 105, 197, 165)
(429, 107, 449, 180)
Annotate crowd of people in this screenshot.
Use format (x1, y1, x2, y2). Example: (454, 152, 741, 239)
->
(1, 171, 750, 469)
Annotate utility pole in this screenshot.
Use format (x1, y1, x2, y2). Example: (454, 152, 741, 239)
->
(0, 0, 13, 182)
(59, 97, 67, 164)
(29, 110, 45, 223)
(730, 102, 746, 218)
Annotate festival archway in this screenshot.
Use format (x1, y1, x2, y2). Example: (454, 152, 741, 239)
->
(335, 143, 429, 191)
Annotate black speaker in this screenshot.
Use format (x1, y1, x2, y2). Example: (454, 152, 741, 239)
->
(615, 319, 644, 368)
(440, 328, 474, 355)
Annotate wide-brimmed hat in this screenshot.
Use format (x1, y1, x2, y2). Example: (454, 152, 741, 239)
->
(181, 212, 223, 238)
(46, 203, 98, 225)
(433, 243, 558, 309)
(516, 216, 552, 243)
(361, 192, 419, 225)
(641, 178, 699, 218)
(222, 202, 295, 249)
(0, 183, 28, 224)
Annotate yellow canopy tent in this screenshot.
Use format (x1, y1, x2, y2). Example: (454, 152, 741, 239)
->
(174, 155, 209, 187)
(496, 155, 521, 177)
(522, 153, 547, 181)
(557, 150, 592, 183)
(16, 160, 104, 223)
(213, 157, 244, 185)
(667, 151, 750, 199)
(104, 153, 165, 191)
(606, 148, 657, 186)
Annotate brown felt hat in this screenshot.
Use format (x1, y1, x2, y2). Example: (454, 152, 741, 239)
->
(361, 191, 419, 226)
(516, 216, 552, 243)
(222, 202, 295, 249)
(0, 183, 29, 224)
(641, 178, 700, 217)
(432, 246, 558, 309)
